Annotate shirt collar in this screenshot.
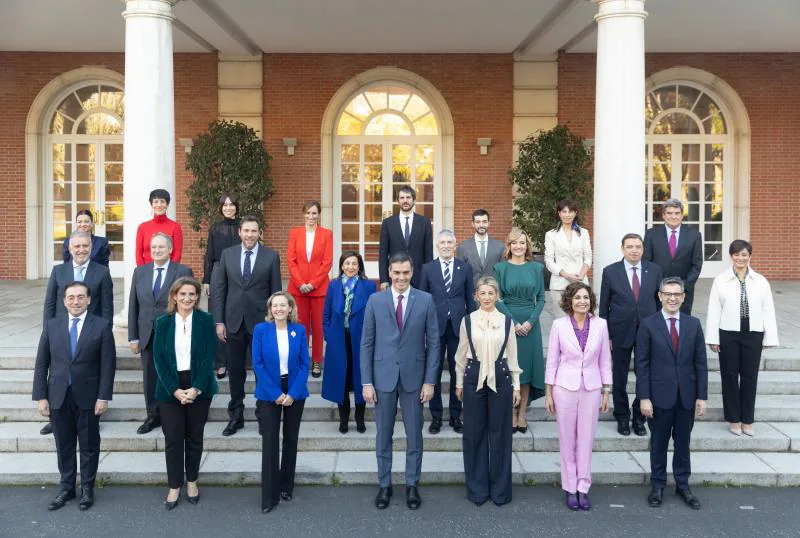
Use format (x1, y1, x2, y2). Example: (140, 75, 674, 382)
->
(666, 224, 681, 234)
(726, 266, 752, 281)
(242, 243, 259, 256)
(623, 259, 642, 272)
(71, 310, 88, 323)
(176, 311, 194, 325)
(154, 259, 170, 270)
(400, 210, 414, 219)
(661, 309, 680, 322)
(72, 259, 90, 270)
(439, 256, 454, 265)
(474, 234, 488, 243)
(391, 287, 410, 302)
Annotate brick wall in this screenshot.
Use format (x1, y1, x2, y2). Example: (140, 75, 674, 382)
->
(558, 53, 800, 279)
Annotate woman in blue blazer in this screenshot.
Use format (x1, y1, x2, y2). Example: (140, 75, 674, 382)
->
(252, 291, 311, 514)
(321, 251, 376, 434)
(62, 210, 110, 266)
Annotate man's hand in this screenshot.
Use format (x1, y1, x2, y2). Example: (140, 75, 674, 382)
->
(203, 283, 210, 297)
(94, 400, 108, 416)
(216, 324, 227, 343)
(640, 398, 654, 418)
(38, 399, 50, 417)
(420, 383, 434, 403)
(695, 399, 707, 417)
(709, 344, 720, 353)
(455, 388, 463, 401)
(380, 282, 389, 291)
(362, 385, 377, 404)
(129, 342, 140, 354)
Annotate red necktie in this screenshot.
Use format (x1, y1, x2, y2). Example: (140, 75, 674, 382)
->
(395, 294, 404, 332)
(669, 230, 677, 258)
(670, 317, 679, 353)
(631, 267, 640, 303)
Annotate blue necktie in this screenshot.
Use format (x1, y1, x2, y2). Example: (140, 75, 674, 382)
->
(152, 267, 164, 299)
(404, 216, 411, 245)
(443, 261, 451, 293)
(243, 250, 253, 285)
(70, 317, 79, 359)
(74, 265, 85, 282)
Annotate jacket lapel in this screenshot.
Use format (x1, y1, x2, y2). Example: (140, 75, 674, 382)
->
(561, 317, 582, 353)
(656, 314, 677, 358)
(244, 244, 266, 288)
(384, 289, 401, 336)
(73, 314, 93, 359)
(351, 279, 369, 314)
(616, 262, 636, 301)
(158, 263, 175, 301)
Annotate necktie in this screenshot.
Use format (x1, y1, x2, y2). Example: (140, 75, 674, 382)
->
(479, 241, 486, 264)
(631, 267, 640, 303)
(243, 250, 253, 285)
(669, 230, 678, 258)
(669, 317, 679, 353)
(443, 261, 451, 293)
(70, 317, 79, 359)
(395, 294, 404, 332)
(74, 265, 84, 282)
(152, 267, 164, 299)
(404, 216, 411, 245)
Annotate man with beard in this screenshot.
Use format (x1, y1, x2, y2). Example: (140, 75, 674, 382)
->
(457, 209, 505, 285)
(378, 186, 432, 289)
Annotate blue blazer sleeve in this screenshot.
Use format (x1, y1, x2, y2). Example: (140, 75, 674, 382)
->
(94, 236, 110, 267)
(289, 324, 311, 400)
(252, 323, 281, 402)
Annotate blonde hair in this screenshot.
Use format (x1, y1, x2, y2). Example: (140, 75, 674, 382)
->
(474, 276, 501, 303)
(503, 227, 534, 261)
(166, 277, 202, 315)
(265, 291, 298, 323)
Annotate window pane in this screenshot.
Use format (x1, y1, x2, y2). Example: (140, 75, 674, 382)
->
(392, 144, 410, 163)
(52, 143, 72, 162)
(653, 183, 670, 202)
(75, 144, 95, 161)
(341, 184, 359, 203)
(416, 144, 434, 164)
(392, 164, 410, 183)
(704, 223, 722, 242)
(704, 114, 727, 135)
(682, 184, 700, 203)
(682, 144, 700, 161)
(413, 113, 438, 135)
(704, 244, 723, 262)
(685, 203, 700, 221)
(76, 182, 95, 202)
(340, 144, 359, 162)
(345, 93, 372, 120)
(365, 204, 382, 221)
(105, 144, 123, 162)
(364, 144, 381, 163)
(106, 205, 123, 222)
(682, 164, 700, 182)
(364, 89, 387, 112)
(705, 143, 724, 163)
(416, 164, 434, 183)
(50, 112, 74, 134)
(404, 94, 430, 121)
(677, 85, 701, 109)
(364, 244, 379, 262)
(337, 113, 362, 135)
(365, 113, 411, 136)
(693, 93, 723, 122)
(77, 113, 121, 135)
(420, 204, 434, 220)
(364, 185, 382, 203)
(653, 113, 700, 135)
(53, 242, 64, 261)
(365, 224, 381, 242)
(705, 164, 723, 183)
(53, 203, 73, 223)
(365, 165, 382, 183)
(109, 243, 124, 262)
(75, 85, 100, 110)
(105, 223, 123, 242)
(53, 182, 70, 202)
(76, 163, 95, 181)
(652, 87, 677, 110)
(704, 182, 723, 203)
(705, 202, 723, 222)
(388, 87, 411, 111)
(341, 164, 359, 183)
(106, 183, 123, 203)
(105, 163, 123, 183)
(342, 224, 359, 242)
(341, 204, 358, 221)
(100, 86, 125, 116)
(416, 184, 434, 202)
(57, 92, 84, 121)
(645, 93, 659, 122)
(652, 144, 671, 162)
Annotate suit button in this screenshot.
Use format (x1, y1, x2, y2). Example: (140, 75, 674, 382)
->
(396, 362, 400, 365)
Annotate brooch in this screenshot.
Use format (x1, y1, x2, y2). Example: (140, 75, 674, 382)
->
(290, 331, 296, 338)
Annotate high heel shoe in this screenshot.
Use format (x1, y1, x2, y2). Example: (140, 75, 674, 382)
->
(187, 483, 199, 505)
(215, 368, 227, 380)
(517, 425, 528, 434)
(165, 489, 181, 511)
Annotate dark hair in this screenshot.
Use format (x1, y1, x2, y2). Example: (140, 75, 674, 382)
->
(621, 233, 644, 247)
(338, 250, 366, 279)
(472, 209, 490, 221)
(149, 189, 171, 205)
(659, 276, 685, 293)
(388, 252, 413, 270)
(75, 209, 94, 222)
(63, 281, 90, 299)
(554, 199, 582, 235)
(729, 239, 752, 256)
(166, 277, 202, 315)
(218, 192, 240, 218)
(302, 200, 321, 213)
(397, 185, 416, 201)
(559, 281, 597, 316)
(239, 215, 263, 231)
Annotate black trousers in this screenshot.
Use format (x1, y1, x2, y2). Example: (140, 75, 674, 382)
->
(719, 318, 764, 424)
(226, 323, 253, 421)
(207, 289, 227, 369)
(338, 330, 365, 424)
(611, 345, 642, 424)
(159, 371, 212, 489)
(50, 386, 101, 491)
(141, 340, 159, 420)
(647, 399, 694, 490)
(257, 377, 306, 510)
(462, 358, 513, 505)
(430, 320, 462, 422)
(680, 287, 695, 315)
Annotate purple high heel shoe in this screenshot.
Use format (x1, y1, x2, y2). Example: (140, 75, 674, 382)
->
(565, 492, 580, 511)
(577, 492, 591, 511)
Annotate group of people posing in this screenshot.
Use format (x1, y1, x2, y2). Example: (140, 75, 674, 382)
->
(33, 187, 779, 515)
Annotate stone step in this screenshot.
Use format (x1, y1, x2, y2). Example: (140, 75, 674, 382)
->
(1, 450, 797, 487)
(2, 420, 798, 454)
(4, 392, 800, 423)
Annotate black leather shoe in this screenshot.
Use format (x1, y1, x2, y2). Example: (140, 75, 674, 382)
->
(165, 490, 181, 511)
(450, 417, 463, 434)
(406, 486, 421, 510)
(222, 419, 243, 437)
(676, 487, 701, 510)
(632, 421, 648, 437)
(339, 422, 349, 434)
(428, 418, 442, 434)
(374, 486, 392, 509)
(280, 491, 292, 501)
(40, 422, 53, 435)
(356, 420, 366, 434)
(262, 504, 275, 513)
(78, 488, 93, 511)
(48, 489, 75, 511)
(647, 487, 663, 507)
(137, 417, 161, 435)
(216, 368, 227, 380)
(617, 421, 631, 436)
(187, 487, 200, 505)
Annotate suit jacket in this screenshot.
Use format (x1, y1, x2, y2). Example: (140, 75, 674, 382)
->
(152, 310, 218, 402)
(32, 313, 116, 410)
(418, 258, 476, 337)
(211, 243, 282, 334)
(252, 322, 311, 402)
(543, 227, 592, 291)
(635, 312, 708, 410)
(287, 226, 333, 298)
(643, 225, 702, 289)
(360, 288, 440, 393)
(456, 236, 504, 285)
(545, 315, 612, 391)
(128, 262, 194, 349)
(62, 235, 110, 267)
(43, 261, 114, 323)
(599, 260, 663, 349)
(378, 213, 433, 287)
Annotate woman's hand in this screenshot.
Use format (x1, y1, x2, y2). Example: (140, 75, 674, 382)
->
(299, 284, 313, 294)
(203, 283, 210, 297)
(515, 323, 528, 337)
(282, 395, 295, 407)
(512, 390, 521, 408)
(275, 394, 287, 405)
(709, 344, 720, 353)
(455, 388, 463, 401)
(600, 393, 609, 413)
(545, 393, 555, 416)
(173, 389, 191, 405)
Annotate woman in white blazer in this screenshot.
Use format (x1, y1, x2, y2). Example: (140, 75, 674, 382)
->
(544, 199, 592, 301)
(706, 240, 778, 437)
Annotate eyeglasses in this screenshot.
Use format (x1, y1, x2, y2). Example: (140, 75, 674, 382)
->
(659, 292, 685, 298)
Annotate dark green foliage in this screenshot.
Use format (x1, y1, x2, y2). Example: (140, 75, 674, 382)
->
(508, 124, 593, 251)
(185, 120, 273, 243)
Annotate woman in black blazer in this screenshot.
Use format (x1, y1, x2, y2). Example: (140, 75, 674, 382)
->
(61, 209, 110, 266)
(153, 277, 218, 510)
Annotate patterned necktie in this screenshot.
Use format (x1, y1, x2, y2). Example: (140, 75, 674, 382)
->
(74, 265, 85, 282)
(669, 230, 678, 258)
(631, 267, 640, 303)
(395, 294, 404, 332)
(443, 261, 451, 293)
(669, 317, 679, 353)
(243, 250, 253, 285)
(70, 317, 80, 359)
(479, 241, 486, 264)
(404, 216, 411, 245)
(152, 267, 164, 299)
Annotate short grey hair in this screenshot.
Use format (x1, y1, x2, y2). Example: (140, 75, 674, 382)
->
(659, 276, 685, 293)
(662, 198, 684, 212)
(150, 232, 173, 250)
(69, 231, 92, 246)
(436, 229, 456, 242)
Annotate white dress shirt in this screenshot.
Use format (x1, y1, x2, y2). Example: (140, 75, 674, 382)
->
(474, 234, 488, 258)
(72, 260, 90, 281)
(439, 257, 454, 279)
(666, 225, 681, 246)
(174, 312, 193, 371)
(391, 287, 410, 323)
(662, 310, 680, 335)
(152, 260, 170, 287)
(69, 310, 88, 340)
(400, 211, 414, 237)
(240, 243, 259, 275)
(623, 259, 643, 289)
(277, 327, 290, 375)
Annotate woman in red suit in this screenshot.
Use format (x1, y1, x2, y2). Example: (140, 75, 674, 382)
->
(287, 201, 333, 378)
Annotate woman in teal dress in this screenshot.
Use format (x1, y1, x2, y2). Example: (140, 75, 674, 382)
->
(494, 227, 545, 433)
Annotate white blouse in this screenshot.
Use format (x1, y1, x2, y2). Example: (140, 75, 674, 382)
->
(174, 312, 193, 371)
(454, 309, 522, 392)
(306, 230, 315, 262)
(277, 328, 290, 375)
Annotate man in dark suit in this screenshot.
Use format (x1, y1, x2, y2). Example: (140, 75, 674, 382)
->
(378, 185, 432, 289)
(643, 199, 703, 314)
(128, 232, 193, 434)
(636, 276, 708, 510)
(361, 253, 440, 511)
(456, 208, 505, 285)
(212, 216, 282, 436)
(419, 229, 475, 434)
(33, 281, 116, 511)
(599, 233, 663, 437)
(40, 231, 113, 436)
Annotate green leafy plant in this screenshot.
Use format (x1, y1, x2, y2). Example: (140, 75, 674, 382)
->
(185, 120, 273, 246)
(509, 124, 593, 252)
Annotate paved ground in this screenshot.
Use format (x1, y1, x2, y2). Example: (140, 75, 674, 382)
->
(1, 485, 798, 538)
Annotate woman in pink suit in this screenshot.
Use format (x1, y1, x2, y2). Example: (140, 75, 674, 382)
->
(545, 281, 611, 511)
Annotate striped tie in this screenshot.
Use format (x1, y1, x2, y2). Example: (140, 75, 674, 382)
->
(443, 261, 451, 293)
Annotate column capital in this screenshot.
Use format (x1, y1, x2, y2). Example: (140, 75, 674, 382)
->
(593, 0, 647, 22)
(122, 0, 176, 22)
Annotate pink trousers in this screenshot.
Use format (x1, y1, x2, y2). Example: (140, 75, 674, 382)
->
(553, 384, 601, 494)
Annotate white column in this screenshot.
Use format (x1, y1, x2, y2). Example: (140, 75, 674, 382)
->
(592, 0, 647, 291)
(116, 0, 176, 331)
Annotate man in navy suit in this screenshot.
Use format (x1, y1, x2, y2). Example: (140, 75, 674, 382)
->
(643, 199, 703, 314)
(599, 233, 663, 437)
(378, 186, 433, 289)
(33, 281, 116, 511)
(636, 276, 708, 510)
(419, 229, 475, 434)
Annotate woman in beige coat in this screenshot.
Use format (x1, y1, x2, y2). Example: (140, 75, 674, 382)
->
(544, 199, 592, 302)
